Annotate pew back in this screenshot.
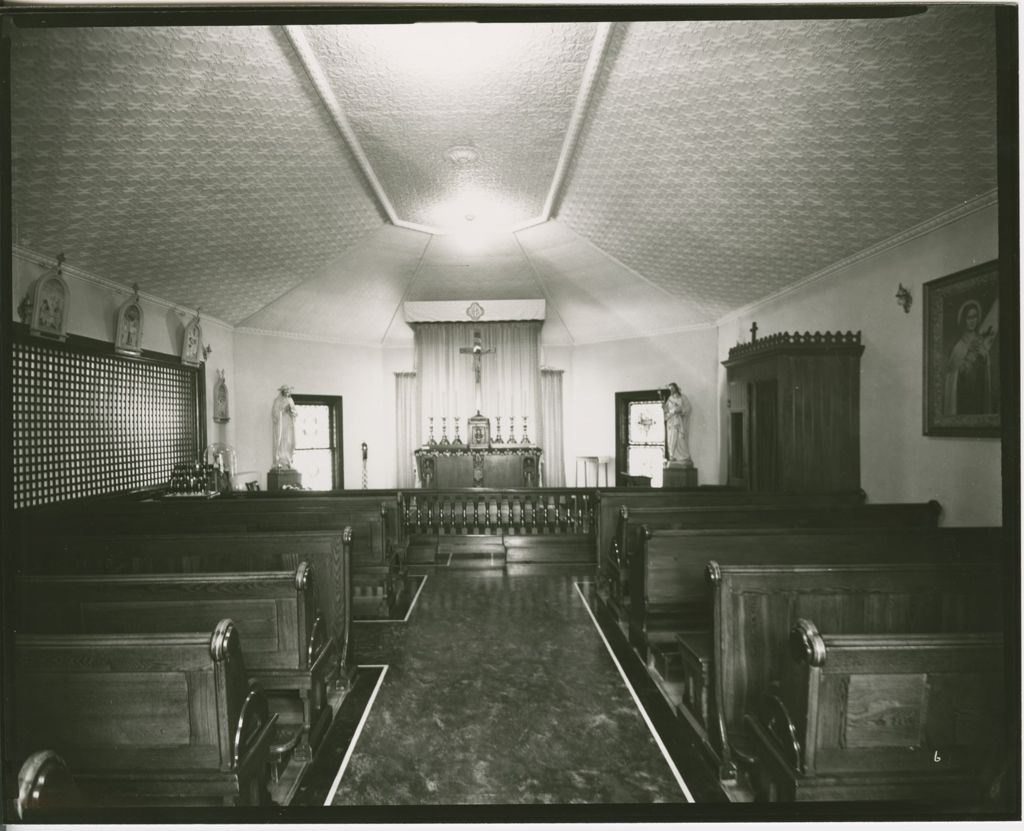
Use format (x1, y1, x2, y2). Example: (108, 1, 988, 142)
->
(629, 526, 1002, 649)
(22, 493, 398, 569)
(18, 566, 321, 672)
(23, 531, 351, 678)
(596, 488, 865, 567)
(617, 500, 940, 564)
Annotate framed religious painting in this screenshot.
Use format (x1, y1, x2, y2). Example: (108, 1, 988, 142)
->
(922, 260, 1000, 437)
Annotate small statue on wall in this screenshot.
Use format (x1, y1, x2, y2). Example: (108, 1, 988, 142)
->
(272, 384, 298, 469)
(662, 382, 693, 468)
(213, 369, 230, 423)
(115, 284, 144, 357)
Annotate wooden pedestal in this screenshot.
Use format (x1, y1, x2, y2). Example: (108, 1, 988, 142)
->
(663, 466, 698, 488)
(267, 468, 302, 491)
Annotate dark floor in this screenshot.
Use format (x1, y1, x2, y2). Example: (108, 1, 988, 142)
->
(299, 565, 692, 807)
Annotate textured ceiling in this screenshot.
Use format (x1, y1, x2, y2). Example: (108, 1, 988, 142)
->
(304, 22, 597, 232)
(559, 8, 998, 321)
(9, 8, 1000, 343)
(10, 25, 384, 324)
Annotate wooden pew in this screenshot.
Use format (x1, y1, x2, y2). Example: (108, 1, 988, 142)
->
(595, 487, 865, 574)
(18, 563, 333, 764)
(628, 525, 1000, 658)
(13, 619, 277, 807)
(744, 619, 1005, 802)
(22, 529, 353, 685)
(704, 558, 1002, 784)
(11, 751, 79, 820)
(21, 493, 404, 619)
(606, 500, 940, 622)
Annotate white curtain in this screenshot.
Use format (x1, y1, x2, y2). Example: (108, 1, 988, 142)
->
(414, 321, 541, 446)
(540, 368, 566, 486)
(395, 372, 419, 488)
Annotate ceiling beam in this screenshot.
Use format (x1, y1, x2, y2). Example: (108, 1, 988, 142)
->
(540, 20, 616, 222)
(283, 25, 401, 227)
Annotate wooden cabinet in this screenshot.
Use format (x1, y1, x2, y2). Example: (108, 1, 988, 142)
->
(723, 331, 864, 493)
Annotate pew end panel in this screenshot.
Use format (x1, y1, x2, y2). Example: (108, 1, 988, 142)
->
(743, 620, 1007, 803)
(707, 558, 1003, 790)
(13, 620, 278, 807)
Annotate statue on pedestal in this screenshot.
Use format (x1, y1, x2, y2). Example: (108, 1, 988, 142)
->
(662, 382, 693, 468)
(272, 384, 298, 469)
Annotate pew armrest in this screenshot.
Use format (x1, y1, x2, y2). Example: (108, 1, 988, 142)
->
(307, 613, 331, 672)
(16, 750, 79, 820)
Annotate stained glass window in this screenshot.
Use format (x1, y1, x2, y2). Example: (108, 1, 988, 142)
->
(292, 397, 341, 490)
(627, 400, 665, 487)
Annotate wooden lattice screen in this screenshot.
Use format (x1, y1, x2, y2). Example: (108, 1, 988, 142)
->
(12, 331, 204, 509)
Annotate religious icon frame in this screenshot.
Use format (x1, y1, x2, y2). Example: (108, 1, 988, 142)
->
(922, 259, 1000, 437)
(114, 291, 144, 357)
(24, 264, 70, 342)
(181, 314, 203, 367)
(212, 368, 230, 423)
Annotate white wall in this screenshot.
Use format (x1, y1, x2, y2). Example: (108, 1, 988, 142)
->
(717, 203, 1001, 526)
(566, 328, 720, 486)
(15, 202, 1003, 519)
(12, 251, 236, 447)
(232, 332, 393, 490)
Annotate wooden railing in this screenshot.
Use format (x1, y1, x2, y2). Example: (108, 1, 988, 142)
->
(399, 489, 597, 537)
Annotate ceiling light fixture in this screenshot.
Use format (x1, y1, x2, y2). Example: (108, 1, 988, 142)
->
(445, 145, 479, 166)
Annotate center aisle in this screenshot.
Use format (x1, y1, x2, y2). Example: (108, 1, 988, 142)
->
(329, 568, 691, 805)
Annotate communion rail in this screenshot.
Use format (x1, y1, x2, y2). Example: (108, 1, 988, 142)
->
(399, 489, 597, 537)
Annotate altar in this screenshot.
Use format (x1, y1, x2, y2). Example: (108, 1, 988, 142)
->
(415, 445, 541, 488)
(414, 324, 544, 488)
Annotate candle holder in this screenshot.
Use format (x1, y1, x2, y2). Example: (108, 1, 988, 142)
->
(439, 417, 450, 447)
(428, 417, 437, 448)
(521, 416, 530, 446)
(452, 417, 464, 447)
(507, 417, 518, 445)
(492, 416, 504, 444)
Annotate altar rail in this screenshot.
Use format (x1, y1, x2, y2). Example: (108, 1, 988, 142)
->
(399, 489, 596, 537)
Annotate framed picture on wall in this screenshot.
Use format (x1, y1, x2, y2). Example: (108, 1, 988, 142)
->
(922, 260, 999, 437)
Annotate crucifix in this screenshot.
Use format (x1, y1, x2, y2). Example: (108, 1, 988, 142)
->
(459, 328, 495, 415)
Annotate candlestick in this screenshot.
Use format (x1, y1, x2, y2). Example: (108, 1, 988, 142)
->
(493, 416, 504, 444)
(439, 417, 450, 447)
(521, 416, 530, 446)
(428, 417, 436, 448)
(452, 417, 464, 447)
(507, 416, 518, 445)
